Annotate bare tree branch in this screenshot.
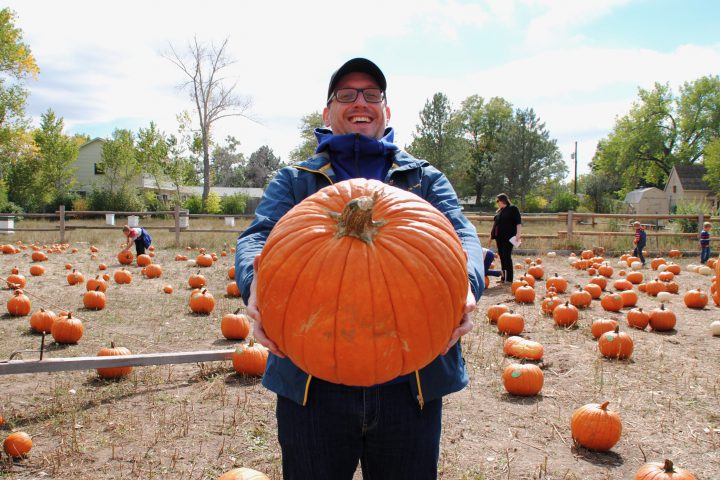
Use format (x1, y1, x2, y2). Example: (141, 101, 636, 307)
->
(163, 36, 253, 208)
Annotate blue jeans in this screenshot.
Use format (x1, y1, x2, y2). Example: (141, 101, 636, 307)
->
(276, 379, 442, 480)
(633, 245, 645, 264)
(701, 246, 711, 264)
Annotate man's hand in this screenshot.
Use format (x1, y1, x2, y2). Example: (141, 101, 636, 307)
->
(442, 286, 476, 355)
(247, 255, 285, 358)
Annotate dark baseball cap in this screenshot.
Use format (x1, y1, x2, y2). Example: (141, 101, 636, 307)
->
(327, 58, 387, 101)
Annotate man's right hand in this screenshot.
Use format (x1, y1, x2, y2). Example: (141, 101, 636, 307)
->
(247, 255, 285, 358)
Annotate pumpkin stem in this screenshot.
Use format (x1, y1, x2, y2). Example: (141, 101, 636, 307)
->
(663, 459, 675, 472)
(234, 308, 241, 315)
(599, 401, 610, 410)
(330, 192, 386, 244)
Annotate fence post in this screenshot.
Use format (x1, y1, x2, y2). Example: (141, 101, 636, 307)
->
(567, 210, 574, 239)
(59, 205, 66, 243)
(698, 213, 705, 231)
(174, 204, 181, 245)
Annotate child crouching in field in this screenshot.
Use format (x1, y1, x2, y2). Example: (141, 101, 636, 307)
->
(121, 225, 152, 256)
(483, 247, 503, 285)
(699, 221, 712, 264)
(632, 221, 646, 266)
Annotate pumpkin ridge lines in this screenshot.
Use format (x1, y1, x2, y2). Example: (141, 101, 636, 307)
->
(376, 230, 464, 303)
(373, 236, 439, 369)
(375, 232, 462, 338)
(259, 234, 332, 356)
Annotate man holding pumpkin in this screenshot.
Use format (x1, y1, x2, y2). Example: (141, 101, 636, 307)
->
(235, 58, 484, 479)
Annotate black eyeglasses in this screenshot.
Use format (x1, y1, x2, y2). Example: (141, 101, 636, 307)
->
(328, 88, 385, 104)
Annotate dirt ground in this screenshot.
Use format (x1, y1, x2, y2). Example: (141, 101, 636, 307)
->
(0, 242, 718, 479)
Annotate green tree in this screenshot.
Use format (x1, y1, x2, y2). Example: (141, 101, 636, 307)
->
(289, 111, 324, 163)
(165, 37, 253, 210)
(407, 92, 466, 182)
(211, 135, 245, 186)
(245, 145, 282, 188)
(100, 129, 141, 195)
(592, 76, 720, 193)
(578, 172, 622, 213)
(33, 109, 79, 209)
(0, 8, 39, 177)
(136, 121, 169, 197)
(494, 108, 566, 209)
(457, 95, 513, 205)
(703, 137, 720, 192)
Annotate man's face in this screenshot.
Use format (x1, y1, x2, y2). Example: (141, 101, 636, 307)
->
(323, 72, 391, 139)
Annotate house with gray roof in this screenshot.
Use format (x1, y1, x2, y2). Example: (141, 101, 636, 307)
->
(664, 164, 718, 211)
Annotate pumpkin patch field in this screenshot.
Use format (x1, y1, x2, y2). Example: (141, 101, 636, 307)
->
(0, 240, 718, 479)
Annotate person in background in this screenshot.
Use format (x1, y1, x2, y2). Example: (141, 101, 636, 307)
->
(490, 193, 522, 283)
(699, 221, 712, 264)
(121, 225, 151, 256)
(632, 221, 646, 266)
(235, 58, 484, 480)
(483, 247, 503, 280)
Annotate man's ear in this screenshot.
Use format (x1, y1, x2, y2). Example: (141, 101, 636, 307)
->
(385, 105, 391, 125)
(322, 107, 331, 127)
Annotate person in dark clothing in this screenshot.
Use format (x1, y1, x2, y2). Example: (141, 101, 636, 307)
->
(490, 193, 522, 283)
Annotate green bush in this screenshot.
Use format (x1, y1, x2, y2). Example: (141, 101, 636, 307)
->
(88, 189, 144, 211)
(672, 199, 713, 233)
(523, 195, 547, 213)
(205, 192, 221, 214)
(183, 194, 203, 214)
(220, 193, 248, 215)
(44, 192, 80, 213)
(550, 192, 580, 212)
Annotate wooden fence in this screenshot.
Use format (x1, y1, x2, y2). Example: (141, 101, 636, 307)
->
(0, 208, 715, 246)
(0, 205, 254, 244)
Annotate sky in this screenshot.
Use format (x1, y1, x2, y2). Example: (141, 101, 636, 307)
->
(5, 0, 720, 180)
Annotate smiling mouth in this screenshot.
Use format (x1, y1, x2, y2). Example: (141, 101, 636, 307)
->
(350, 116, 372, 124)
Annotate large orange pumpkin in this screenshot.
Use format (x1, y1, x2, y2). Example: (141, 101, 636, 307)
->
(502, 363, 544, 396)
(256, 179, 468, 386)
(232, 339, 269, 376)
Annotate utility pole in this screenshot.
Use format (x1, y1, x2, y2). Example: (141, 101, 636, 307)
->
(572, 141, 578, 195)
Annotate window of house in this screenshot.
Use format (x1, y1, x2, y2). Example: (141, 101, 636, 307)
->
(94, 163, 105, 175)
(672, 185, 676, 193)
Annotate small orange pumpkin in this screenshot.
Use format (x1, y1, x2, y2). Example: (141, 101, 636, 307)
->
(591, 318, 618, 339)
(96, 341, 133, 379)
(83, 287, 106, 310)
(634, 459, 697, 480)
(189, 288, 215, 314)
(683, 289, 708, 309)
(486, 304, 510, 324)
(600, 293, 623, 312)
(29, 265, 45, 276)
(649, 304, 676, 331)
(221, 309, 252, 340)
(51, 313, 84, 344)
(553, 301, 579, 328)
(29, 308, 57, 334)
(232, 339, 268, 376)
(3, 431, 32, 458)
(502, 363, 544, 396)
(497, 311, 524, 336)
(7, 289, 31, 316)
(570, 401, 622, 451)
(117, 251, 134, 265)
(626, 307, 650, 330)
(136, 254, 152, 267)
(598, 326, 634, 359)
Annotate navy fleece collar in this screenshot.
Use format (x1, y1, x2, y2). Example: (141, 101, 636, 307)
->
(314, 128, 399, 183)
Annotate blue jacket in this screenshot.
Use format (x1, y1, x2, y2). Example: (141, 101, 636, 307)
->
(235, 129, 484, 407)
